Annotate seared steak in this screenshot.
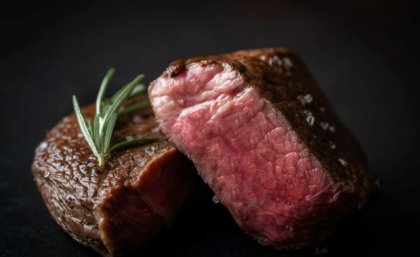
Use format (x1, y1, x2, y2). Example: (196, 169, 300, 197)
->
(32, 99, 195, 256)
(149, 48, 377, 249)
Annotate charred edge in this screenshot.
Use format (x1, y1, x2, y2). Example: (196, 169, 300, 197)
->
(165, 59, 186, 78)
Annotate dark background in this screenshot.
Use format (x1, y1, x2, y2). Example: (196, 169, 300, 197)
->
(0, 0, 419, 256)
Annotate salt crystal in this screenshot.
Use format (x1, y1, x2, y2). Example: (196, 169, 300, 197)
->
(297, 94, 313, 105)
(212, 195, 220, 204)
(283, 57, 293, 69)
(338, 158, 347, 166)
(306, 116, 315, 126)
(320, 122, 329, 130)
(36, 141, 48, 153)
(145, 147, 155, 156)
(268, 55, 282, 66)
(303, 111, 315, 126)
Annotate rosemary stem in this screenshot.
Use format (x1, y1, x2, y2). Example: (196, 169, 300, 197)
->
(119, 100, 150, 115)
(98, 155, 106, 169)
(73, 69, 154, 170)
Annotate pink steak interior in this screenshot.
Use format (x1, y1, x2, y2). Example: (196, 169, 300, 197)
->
(149, 63, 341, 246)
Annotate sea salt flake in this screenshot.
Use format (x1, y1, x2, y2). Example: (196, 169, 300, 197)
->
(36, 141, 48, 153)
(306, 116, 315, 126)
(145, 147, 155, 156)
(212, 195, 220, 204)
(283, 57, 293, 69)
(328, 141, 336, 149)
(320, 121, 329, 130)
(303, 110, 315, 126)
(268, 55, 282, 66)
(297, 94, 313, 105)
(338, 158, 347, 166)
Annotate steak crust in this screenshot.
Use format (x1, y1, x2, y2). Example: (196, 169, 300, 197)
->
(32, 98, 195, 256)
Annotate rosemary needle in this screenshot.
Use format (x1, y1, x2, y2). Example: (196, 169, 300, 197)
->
(72, 68, 158, 169)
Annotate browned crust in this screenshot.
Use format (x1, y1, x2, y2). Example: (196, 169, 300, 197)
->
(31, 98, 195, 256)
(96, 148, 195, 255)
(159, 47, 376, 209)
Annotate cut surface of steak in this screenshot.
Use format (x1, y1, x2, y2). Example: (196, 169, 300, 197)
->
(149, 48, 376, 248)
(32, 98, 195, 256)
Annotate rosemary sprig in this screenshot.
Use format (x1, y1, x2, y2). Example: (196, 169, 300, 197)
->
(72, 68, 158, 169)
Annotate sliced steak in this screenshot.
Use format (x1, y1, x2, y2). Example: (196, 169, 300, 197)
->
(32, 98, 196, 256)
(149, 48, 377, 249)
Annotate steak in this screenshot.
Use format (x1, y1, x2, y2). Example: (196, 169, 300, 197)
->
(148, 48, 377, 249)
(32, 98, 195, 256)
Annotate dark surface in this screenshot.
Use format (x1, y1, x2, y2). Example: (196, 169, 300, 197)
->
(0, 0, 419, 256)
